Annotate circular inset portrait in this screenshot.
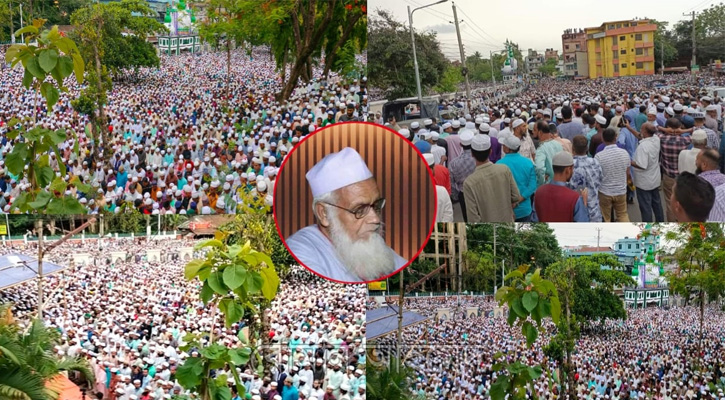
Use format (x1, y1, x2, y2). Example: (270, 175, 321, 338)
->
(274, 122, 437, 284)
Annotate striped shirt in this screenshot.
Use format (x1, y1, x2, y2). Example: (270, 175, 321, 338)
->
(699, 169, 725, 188)
(449, 149, 476, 201)
(594, 144, 631, 196)
(709, 184, 725, 222)
(656, 132, 691, 178)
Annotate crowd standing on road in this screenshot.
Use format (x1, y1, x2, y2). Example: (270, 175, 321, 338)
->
(382, 74, 725, 222)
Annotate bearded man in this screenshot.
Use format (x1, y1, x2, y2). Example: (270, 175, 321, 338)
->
(286, 147, 406, 282)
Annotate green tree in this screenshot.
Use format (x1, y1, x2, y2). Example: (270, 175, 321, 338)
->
(665, 223, 725, 367)
(4, 19, 89, 214)
(492, 265, 560, 400)
(179, 238, 280, 400)
(365, 357, 416, 400)
(0, 305, 94, 400)
(650, 20, 678, 70)
(433, 64, 463, 94)
(538, 58, 558, 76)
(321, 0, 367, 79)
(70, 0, 167, 151)
(199, 0, 247, 105)
(368, 9, 447, 99)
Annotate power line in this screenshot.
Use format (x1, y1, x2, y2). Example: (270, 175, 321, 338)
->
(685, 0, 714, 12)
(456, 5, 504, 47)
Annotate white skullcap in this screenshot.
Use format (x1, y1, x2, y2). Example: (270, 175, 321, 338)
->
(306, 147, 372, 197)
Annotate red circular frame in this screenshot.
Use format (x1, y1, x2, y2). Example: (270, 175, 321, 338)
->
(272, 121, 438, 284)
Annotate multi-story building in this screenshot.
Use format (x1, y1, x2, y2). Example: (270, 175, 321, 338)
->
(545, 48, 559, 61)
(562, 28, 588, 78)
(525, 49, 545, 76)
(585, 18, 657, 78)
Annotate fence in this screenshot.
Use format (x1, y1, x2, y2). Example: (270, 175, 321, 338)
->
(368, 290, 492, 298)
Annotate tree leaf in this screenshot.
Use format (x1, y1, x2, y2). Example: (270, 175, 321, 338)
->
(26, 56, 45, 80)
(506, 309, 517, 326)
(200, 344, 227, 360)
(176, 357, 203, 388)
(228, 347, 251, 366)
(222, 264, 248, 290)
(34, 166, 54, 189)
(228, 244, 242, 259)
(22, 69, 33, 89)
(57, 56, 74, 78)
(215, 386, 231, 400)
(28, 190, 52, 209)
(184, 259, 206, 280)
(49, 177, 68, 194)
(47, 128, 67, 145)
(15, 26, 39, 37)
(45, 85, 60, 110)
(71, 53, 84, 84)
(522, 291, 539, 312)
(218, 298, 244, 327)
(511, 297, 526, 318)
(550, 296, 561, 324)
(260, 266, 279, 301)
(208, 271, 229, 295)
(528, 365, 543, 380)
(46, 197, 87, 214)
(489, 376, 508, 400)
(6, 143, 28, 176)
(39, 49, 58, 73)
(69, 175, 91, 194)
(195, 239, 225, 250)
(245, 271, 263, 294)
(522, 321, 537, 347)
(200, 281, 214, 305)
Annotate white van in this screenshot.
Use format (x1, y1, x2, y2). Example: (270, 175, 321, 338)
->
(709, 87, 725, 99)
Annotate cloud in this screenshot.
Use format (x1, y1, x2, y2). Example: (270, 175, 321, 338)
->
(423, 23, 457, 34)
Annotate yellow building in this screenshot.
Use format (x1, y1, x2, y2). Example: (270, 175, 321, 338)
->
(585, 19, 657, 79)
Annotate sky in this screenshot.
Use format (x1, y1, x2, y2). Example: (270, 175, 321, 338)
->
(369, 0, 712, 60)
(550, 223, 643, 248)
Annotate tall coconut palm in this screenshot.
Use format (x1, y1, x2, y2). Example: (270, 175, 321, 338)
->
(0, 304, 94, 400)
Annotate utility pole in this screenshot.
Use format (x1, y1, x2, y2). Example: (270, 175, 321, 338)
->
(596, 227, 602, 251)
(397, 268, 403, 373)
(20, 3, 24, 43)
(493, 224, 503, 288)
(9, 0, 14, 45)
(407, 6, 423, 105)
(36, 219, 43, 320)
(490, 50, 496, 87)
(661, 39, 664, 75)
(683, 11, 697, 69)
(452, 3, 471, 112)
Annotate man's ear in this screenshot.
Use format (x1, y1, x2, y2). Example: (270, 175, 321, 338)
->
(316, 202, 330, 228)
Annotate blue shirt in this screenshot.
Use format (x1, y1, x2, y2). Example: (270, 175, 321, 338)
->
(617, 128, 638, 159)
(497, 152, 536, 219)
(281, 385, 299, 400)
(415, 140, 432, 154)
(116, 171, 128, 189)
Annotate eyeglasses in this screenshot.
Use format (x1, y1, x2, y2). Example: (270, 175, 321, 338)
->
(322, 198, 385, 219)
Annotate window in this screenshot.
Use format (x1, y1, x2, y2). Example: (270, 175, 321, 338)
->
(565, 45, 569, 50)
(616, 23, 622, 28)
(635, 33, 642, 40)
(614, 63, 619, 73)
(621, 49, 626, 55)
(608, 24, 615, 30)
(624, 23, 629, 27)
(612, 36, 618, 45)
(620, 35, 626, 41)
(632, 22, 638, 27)
(576, 44, 580, 50)
(613, 50, 618, 59)
(628, 244, 632, 249)
(636, 48, 643, 55)
(622, 63, 627, 68)
(636, 62, 643, 69)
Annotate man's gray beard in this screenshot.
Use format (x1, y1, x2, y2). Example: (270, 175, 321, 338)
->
(327, 211, 396, 282)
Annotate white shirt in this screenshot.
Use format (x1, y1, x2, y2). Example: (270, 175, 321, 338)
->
(286, 225, 407, 282)
(431, 145, 446, 165)
(435, 186, 453, 222)
(632, 136, 661, 191)
(678, 148, 700, 175)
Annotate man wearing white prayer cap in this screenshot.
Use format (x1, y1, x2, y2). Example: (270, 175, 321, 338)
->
(286, 147, 406, 282)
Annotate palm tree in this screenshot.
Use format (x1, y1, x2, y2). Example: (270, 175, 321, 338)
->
(0, 305, 94, 400)
(366, 356, 416, 400)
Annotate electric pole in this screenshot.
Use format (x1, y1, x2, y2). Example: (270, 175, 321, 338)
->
(596, 227, 602, 250)
(452, 2, 471, 112)
(661, 39, 664, 75)
(683, 11, 697, 69)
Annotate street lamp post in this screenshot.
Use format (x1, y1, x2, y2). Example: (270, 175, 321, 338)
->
(408, 0, 449, 105)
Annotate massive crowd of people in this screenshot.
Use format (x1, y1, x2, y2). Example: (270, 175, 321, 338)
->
(383, 73, 725, 223)
(0, 237, 366, 400)
(369, 296, 725, 399)
(0, 46, 368, 215)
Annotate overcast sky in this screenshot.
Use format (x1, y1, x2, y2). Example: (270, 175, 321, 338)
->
(370, 0, 710, 60)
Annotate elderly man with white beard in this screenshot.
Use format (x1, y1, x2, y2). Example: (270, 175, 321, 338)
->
(286, 147, 407, 282)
